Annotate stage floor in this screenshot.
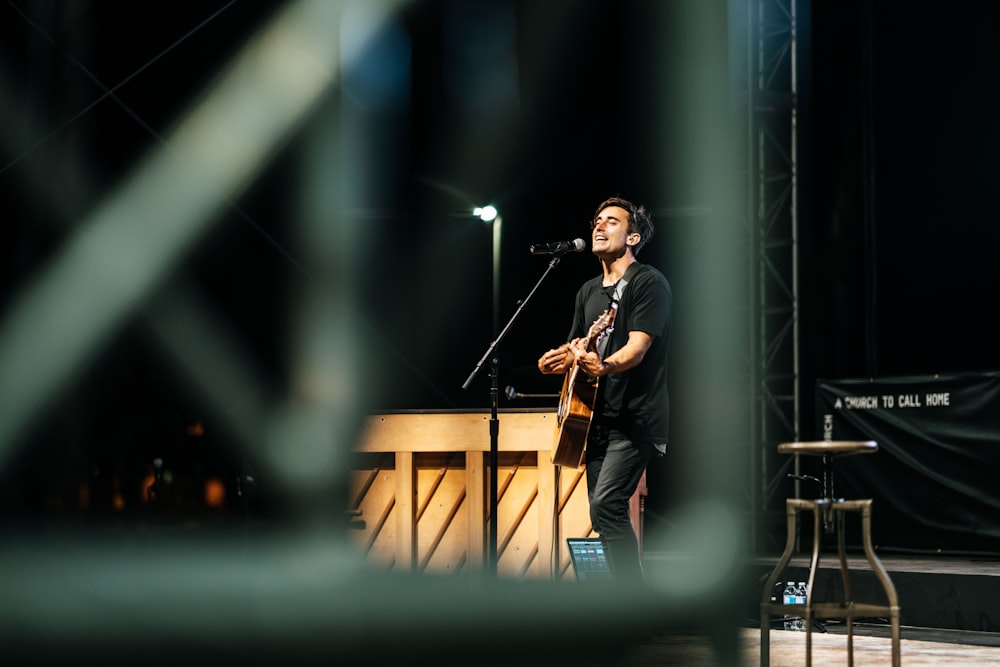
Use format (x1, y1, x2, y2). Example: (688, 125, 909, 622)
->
(744, 552, 1000, 574)
(757, 553, 1000, 576)
(618, 625, 1000, 666)
(640, 551, 1000, 665)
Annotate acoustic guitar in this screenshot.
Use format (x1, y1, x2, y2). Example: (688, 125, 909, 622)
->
(551, 305, 617, 468)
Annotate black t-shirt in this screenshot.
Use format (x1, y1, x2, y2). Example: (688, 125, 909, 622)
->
(567, 262, 672, 444)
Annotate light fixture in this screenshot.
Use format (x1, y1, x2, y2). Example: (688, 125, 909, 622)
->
(473, 205, 498, 223)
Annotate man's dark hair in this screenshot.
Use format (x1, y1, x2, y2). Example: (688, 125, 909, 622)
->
(592, 196, 654, 255)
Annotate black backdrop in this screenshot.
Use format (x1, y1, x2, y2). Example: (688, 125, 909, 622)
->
(816, 371, 1000, 556)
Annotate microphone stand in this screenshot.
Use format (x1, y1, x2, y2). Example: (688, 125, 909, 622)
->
(462, 251, 571, 576)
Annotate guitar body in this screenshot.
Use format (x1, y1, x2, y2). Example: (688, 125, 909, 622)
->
(551, 365, 597, 468)
(550, 306, 617, 468)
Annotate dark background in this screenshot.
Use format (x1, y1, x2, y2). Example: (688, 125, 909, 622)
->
(1, 1, 999, 549)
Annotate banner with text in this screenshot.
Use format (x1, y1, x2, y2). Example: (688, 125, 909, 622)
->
(816, 371, 1000, 556)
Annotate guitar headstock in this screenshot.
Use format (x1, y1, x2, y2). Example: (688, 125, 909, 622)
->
(585, 304, 617, 345)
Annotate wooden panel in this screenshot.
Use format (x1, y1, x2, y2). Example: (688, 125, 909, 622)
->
(557, 465, 594, 578)
(348, 455, 396, 569)
(496, 452, 540, 578)
(395, 452, 415, 571)
(348, 411, 643, 580)
(536, 454, 557, 578)
(415, 457, 467, 574)
(465, 451, 486, 571)
(354, 411, 556, 453)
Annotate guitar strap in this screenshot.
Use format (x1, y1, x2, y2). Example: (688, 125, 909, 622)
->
(596, 263, 638, 359)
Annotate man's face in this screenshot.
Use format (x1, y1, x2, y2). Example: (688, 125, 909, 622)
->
(591, 205, 635, 258)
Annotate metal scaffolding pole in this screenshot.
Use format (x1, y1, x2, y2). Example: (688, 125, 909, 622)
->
(733, 0, 801, 552)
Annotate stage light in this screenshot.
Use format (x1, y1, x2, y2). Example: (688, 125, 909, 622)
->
(473, 205, 498, 222)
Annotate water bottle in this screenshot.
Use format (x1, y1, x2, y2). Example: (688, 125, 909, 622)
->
(797, 581, 808, 607)
(789, 581, 808, 631)
(782, 581, 799, 630)
(781, 581, 796, 605)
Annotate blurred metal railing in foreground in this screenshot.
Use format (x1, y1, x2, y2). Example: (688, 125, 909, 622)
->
(0, 2, 749, 665)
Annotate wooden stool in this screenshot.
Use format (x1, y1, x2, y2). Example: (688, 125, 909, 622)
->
(759, 441, 901, 667)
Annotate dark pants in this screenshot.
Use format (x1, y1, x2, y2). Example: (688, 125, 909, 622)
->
(585, 429, 653, 582)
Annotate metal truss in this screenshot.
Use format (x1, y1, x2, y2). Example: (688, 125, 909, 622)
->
(731, 0, 801, 551)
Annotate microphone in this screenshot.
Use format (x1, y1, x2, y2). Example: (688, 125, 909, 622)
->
(529, 238, 586, 255)
(505, 385, 559, 400)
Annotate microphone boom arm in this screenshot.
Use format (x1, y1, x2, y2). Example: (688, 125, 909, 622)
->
(462, 254, 566, 390)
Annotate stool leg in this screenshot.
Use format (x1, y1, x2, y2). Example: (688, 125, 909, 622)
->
(859, 502, 901, 667)
(760, 499, 801, 666)
(836, 507, 854, 667)
(804, 501, 824, 667)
